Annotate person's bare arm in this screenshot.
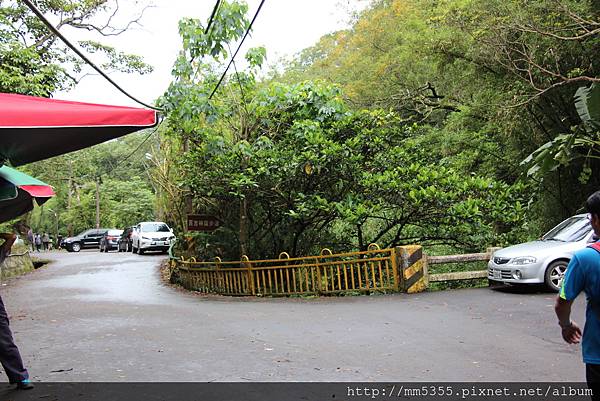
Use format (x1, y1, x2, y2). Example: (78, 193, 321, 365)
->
(555, 296, 582, 344)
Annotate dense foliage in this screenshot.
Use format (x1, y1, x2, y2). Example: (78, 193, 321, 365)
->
(278, 0, 600, 231)
(156, 0, 530, 260)
(22, 133, 158, 237)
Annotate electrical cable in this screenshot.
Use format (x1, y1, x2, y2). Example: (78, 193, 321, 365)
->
(189, 0, 222, 64)
(107, 121, 163, 175)
(65, 121, 162, 185)
(209, 0, 266, 100)
(20, 0, 163, 112)
(205, 0, 222, 35)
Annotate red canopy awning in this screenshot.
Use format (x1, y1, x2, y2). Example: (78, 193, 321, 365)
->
(20, 185, 55, 197)
(0, 93, 158, 166)
(0, 165, 55, 223)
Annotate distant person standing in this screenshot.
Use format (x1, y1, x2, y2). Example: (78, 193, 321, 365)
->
(556, 190, 600, 400)
(26, 229, 33, 252)
(34, 234, 41, 253)
(42, 233, 50, 251)
(0, 233, 33, 390)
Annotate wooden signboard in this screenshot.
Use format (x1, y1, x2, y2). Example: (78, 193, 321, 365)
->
(187, 214, 221, 232)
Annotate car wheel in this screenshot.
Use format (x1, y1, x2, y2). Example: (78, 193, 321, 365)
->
(71, 242, 81, 252)
(545, 260, 569, 292)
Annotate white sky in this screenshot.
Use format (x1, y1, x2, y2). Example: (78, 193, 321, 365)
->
(54, 0, 370, 108)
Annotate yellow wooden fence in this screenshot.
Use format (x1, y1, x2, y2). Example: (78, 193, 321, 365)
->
(170, 244, 426, 296)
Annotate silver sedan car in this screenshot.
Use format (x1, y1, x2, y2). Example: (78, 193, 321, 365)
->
(488, 214, 594, 291)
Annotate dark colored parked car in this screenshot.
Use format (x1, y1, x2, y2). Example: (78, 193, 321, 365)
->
(63, 229, 109, 252)
(117, 226, 135, 252)
(99, 229, 124, 252)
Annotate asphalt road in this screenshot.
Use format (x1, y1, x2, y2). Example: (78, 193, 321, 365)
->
(0, 250, 587, 382)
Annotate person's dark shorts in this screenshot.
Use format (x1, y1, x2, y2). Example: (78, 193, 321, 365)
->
(587, 364, 600, 401)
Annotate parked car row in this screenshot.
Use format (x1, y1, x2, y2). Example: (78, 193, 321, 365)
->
(62, 222, 176, 255)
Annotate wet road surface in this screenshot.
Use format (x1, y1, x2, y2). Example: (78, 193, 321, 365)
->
(0, 250, 586, 382)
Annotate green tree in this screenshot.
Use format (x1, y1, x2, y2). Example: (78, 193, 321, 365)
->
(25, 131, 158, 236)
(0, 0, 153, 96)
(155, 0, 530, 261)
(279, 0, 599, 231)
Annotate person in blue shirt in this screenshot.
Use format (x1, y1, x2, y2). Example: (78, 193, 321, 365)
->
(556, 190, 600, 399)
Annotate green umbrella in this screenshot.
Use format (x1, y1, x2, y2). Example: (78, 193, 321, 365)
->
(0, 166, 55, 223)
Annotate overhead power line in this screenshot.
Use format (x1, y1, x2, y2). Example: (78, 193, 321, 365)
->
(108, 122, 163, 174)
(205, 0, 222, 34)
(189, 0, 222, 64)
(20, 0, 162, 112)
(209, 0, 267, 100)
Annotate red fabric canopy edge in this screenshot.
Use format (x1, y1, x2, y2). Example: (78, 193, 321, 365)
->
(20, 185, 55, 198)
(0, 93, 157, 128)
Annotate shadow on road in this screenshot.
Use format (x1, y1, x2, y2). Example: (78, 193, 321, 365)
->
(490, 282, 555, 295)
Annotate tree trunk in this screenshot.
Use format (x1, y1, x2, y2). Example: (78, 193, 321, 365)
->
(357, 224, 365, 252)
(67, 159, 73, 208)
(95, 179, 100, 229)
(239, 196, 248, 257)
(182, 136, 193, 252)
(38, 205, 44, 231)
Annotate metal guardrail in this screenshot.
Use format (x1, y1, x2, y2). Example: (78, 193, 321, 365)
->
(170, 246, 496, 296)
(171, 245, 402, 296)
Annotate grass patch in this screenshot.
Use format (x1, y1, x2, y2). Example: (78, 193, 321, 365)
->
(428, 278, 489, 291)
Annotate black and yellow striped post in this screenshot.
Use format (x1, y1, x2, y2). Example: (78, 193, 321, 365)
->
(397, 245, 427, 293)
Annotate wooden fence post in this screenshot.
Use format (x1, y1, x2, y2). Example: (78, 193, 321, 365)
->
(422, 254, 429, 289)
(487, 247, 501, 258)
